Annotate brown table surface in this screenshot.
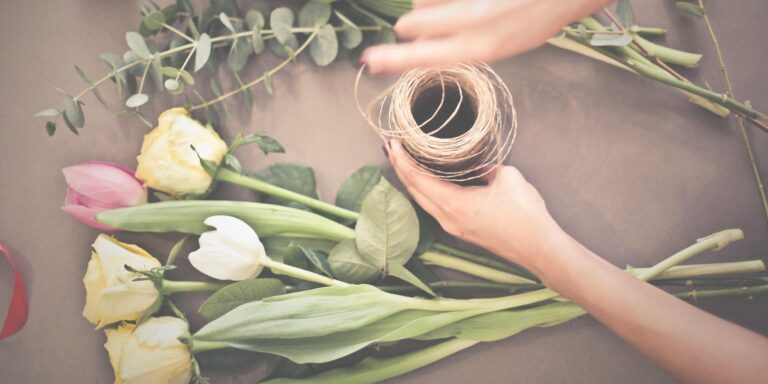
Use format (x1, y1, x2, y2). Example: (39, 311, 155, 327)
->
(1, 1, 767, 383)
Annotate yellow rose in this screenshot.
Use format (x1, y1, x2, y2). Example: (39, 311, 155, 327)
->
(105, 318, 192, 384)
(83, 234, 161, 327)
(136, 107, 228, 197)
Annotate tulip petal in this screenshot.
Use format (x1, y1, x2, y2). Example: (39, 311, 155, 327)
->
(63, 162, 147, 207)
(203, 215, 265, 256)
(62, 204, 116, 231)
(189, 247, 262, 281)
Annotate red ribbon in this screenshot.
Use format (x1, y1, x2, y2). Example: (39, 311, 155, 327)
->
(0, 243, 28, 341)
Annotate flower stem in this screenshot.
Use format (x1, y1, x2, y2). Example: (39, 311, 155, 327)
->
(161, 280, 227, 295)
(378, 280, 542, 294)
(263, 258, 349, 287)
(420, 251, 537, 285)
(431, 242, 535, 278)
(698, 0, 768, 230)
(216, 168, 359, 221)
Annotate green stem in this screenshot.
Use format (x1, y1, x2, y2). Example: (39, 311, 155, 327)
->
(674, 283, 768, 299)
(263, 258, 349, 287)
(630, 26, 667, 36)
(161, 280, 227, 294)
(631, 34, 702, 68)
(698, 0, 768, 228)
(431, 243, 534, 278)
(216, 168, 358, 221)
(634, 260, 765, 280)
(262, 338, 478, 384)
(378, 280, 542, 294)
(420, 251, 536, 285)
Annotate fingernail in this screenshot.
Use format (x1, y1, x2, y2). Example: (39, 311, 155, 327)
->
(381, 144, 389, 157)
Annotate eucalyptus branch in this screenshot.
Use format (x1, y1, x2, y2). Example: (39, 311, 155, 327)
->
(698, 0, 768, 227)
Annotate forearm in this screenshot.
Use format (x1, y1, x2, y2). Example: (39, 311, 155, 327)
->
(519, 231, 768, 383)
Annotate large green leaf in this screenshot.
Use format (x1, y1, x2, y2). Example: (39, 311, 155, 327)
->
(355, 178, 419, 273)
(199, 278, 286, 320)
(335, 165, 381, 212)
(251, 163, 318, 209)
(196, 348, 264, 371)
(387, 263, 435, 296)
(328, 240, 379, 284)
(286, 243, 333, 277)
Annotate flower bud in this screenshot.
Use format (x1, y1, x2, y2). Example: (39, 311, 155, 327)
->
(83, 235, 161, 327)
(135, 108, 228, 197)
(104, 317, 192, 384)
(188, 215, 269, 281)
(62, 161, 147, 230)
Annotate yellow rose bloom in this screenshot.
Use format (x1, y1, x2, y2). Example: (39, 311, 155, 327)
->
(135, 108, 228, 197)
(105, 317, 192, 384)
(83, 234, 161, 328)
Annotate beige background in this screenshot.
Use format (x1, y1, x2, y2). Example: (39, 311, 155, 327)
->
(1, 1, 767, 383)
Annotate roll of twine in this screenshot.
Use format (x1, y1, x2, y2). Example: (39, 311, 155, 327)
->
(355, 62, 517, 182)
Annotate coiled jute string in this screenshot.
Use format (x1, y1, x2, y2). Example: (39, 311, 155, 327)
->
(355, 62, 517, 183)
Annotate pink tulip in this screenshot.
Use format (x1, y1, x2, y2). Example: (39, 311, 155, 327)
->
(62, 161, 147, 230)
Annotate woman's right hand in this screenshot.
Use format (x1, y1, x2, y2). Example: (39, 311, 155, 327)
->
(387, 140, 569, 272)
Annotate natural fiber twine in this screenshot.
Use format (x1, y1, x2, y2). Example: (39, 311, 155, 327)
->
(355, 62, 517, 182)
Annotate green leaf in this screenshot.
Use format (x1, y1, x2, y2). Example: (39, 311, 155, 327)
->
(238, 133, 284, 155)
(34, 108, 60, 118)
(224, 153, 242, 173)
(250, 24, 264, 54)
(161, 66, 195, 85)
(590, 32, 633, 47)
(252, 163, 318, 208)
(150, 54, 163, 90)
(126, 31, 152, 59)
(219, 12, 235, 32)
(404, 257, 441, 285)
(335, 10, 363, 50)
(328, 240, 379, 284)
(268, 38, 299, 60)
(310, 24, 339, 66)
(143, 10, 166, 30)
(162, 4, 179, 23)
(228, 37, 253, 72)
(62, 113, 78, 135)
(270, 7, 295, 44)
(335, 165, 381, 212)
(415, 208, 438, 255)
(675, 1, 706, 16)
(355, 178, 420, 273)
(387, 263, 435, 296)
(164, 78, 183, 94)
(616, 0, 635, 27)
(299, 1, 332, 28)
(125, 93, 149, 108)
(168, 38, 187, 68)
(45, 121, 57, 136)
(194, 33, 212, 72)
(63, 95, 84, 128)
(198, 278, 286, 320)
(246, 9, 265, 29)
(263, 70, 274, 95)
(196, 348, 263, 371)
(75, 65, 107, 107)
(101, 53, 127, 96)
(287, 243, 333, 277)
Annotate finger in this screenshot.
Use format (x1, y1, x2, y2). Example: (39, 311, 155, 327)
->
(395, 0, 496, 40)
(412, 0, 455, 9)
(389, 151, 447, 221)
(361, 38, 466, 74)
(388, 140, 462, 201)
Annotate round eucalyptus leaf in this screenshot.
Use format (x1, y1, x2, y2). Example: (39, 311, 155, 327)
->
(335, 10, 363, 49)
(63, 96, 84, 128)
(168, 38, 187, 67)
(125, 93, 149, 108)
(270, 7, 295, 45)
(34, 108, 60, 118)
(251, 24, 264, 54)
(164, 78, 180, 91)
(246, 9, 265, 29)
(228, 38, 253, 72)
(123, 51, 146, 76)
(143, 10, 166, 31)
(125, 31, 152, 59)
(309, 24, 339, 66)
(194, 33, 212, 72)
(298, 1, 331, 28)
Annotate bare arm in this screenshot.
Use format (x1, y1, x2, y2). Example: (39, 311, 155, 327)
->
(362, 0, 614, 74)
(386, 140, 768, 383)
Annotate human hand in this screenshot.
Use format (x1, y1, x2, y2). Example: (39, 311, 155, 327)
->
(361, 0, 611, 74)
(386, 140, 569, 270)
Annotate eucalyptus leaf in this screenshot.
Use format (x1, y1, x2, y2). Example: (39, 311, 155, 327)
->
(252, 163, 318, 208)
(161, 66, 195, 85)
(246, 9, 265, 29)
(298, 1, 332, 28)
(100, 53, 127, 96)
(62, 112, 79, 135)
(590, 32, 633, 47)
(150, 54, 163, 90)
(164, 78, 181, 93)
(328, 240, 379, 284)
(45, 121, 57, 136)
(123, 51, 145, 76)
(251, 24, 264, 54)
(219, 12, 235, 32)
(310, 24, 339, 66)
(143, 10, 166, 30)
(195, 33, 212, 72)
(198, 278, 286, 320)
(125, 93, 149, 108)
(376, 27, 396, 44)
(162, 4, 179, 23)
(355, 178, 420, 273)
(168, 38, 187, 68)
(675, 1, 706, 17)
(270, 7, 295, 44)
(34, 108, 60, 118)
(335, 10, 363, 49)
(387, 263, 436, 296)
(616, 0, 635, 27)
(335, 165, 381, 212)
(264, 70, 275, 95)
(126, 31, 152, 59)
(63, 95, 84, 128)
(228, 37, 253, 72)
(268, 37, 299, 59)
(74, 65, 107, 107)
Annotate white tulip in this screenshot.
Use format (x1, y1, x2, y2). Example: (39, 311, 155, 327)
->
(188, 215, 269, 281)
